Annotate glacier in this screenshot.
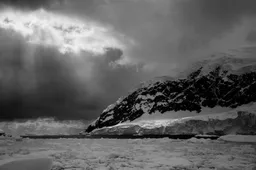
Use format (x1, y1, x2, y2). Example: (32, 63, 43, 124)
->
(90, 106, 256, 136)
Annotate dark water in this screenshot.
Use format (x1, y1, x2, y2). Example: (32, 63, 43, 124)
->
(21, 134, 220, 140)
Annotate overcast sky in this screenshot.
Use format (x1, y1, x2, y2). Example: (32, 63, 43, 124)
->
(0, 0, 256, 120)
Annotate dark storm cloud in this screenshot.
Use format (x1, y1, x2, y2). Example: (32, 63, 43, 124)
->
(176, 0, 256, 50)
(0, 0, 59, 9)
(1, 0, 256, 120)
(51, 0, 256, 73)
(246, 31, 256, 43)
(0, 28, 148, 120)
(0, 29, 94, 120)
(177, 0, 256, 31)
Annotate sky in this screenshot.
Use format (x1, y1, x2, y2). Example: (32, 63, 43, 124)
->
(0, 0, 256, 120)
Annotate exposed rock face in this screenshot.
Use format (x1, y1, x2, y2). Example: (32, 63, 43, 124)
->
(90, 111, 256, 136)
(86, 47, 256, 133)
(0, 129, 5, 136)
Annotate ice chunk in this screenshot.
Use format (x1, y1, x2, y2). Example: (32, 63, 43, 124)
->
(219, 135, 256, 143)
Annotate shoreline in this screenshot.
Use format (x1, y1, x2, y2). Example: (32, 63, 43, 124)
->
(20, 134, 220, 140)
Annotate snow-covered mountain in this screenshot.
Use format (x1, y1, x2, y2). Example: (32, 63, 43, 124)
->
(86, 46, 256, 134)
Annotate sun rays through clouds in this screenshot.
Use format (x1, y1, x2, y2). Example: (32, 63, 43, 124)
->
(0, 8, 128, 56)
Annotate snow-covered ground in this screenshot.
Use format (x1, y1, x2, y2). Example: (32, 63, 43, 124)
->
(0, 137, 255, 170)
(219, 135, 256, 143)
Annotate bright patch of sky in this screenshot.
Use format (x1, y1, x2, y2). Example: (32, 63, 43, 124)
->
(0, 8, 128, 55)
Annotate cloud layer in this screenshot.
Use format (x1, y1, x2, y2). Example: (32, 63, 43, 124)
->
(0, 0, 255, 120)
(0, 33, 147, 120)
(0, 0, 59, 9)
(49, 0, 256, 73)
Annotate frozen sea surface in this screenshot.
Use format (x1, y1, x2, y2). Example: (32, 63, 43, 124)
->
(0, 137, 255, 170)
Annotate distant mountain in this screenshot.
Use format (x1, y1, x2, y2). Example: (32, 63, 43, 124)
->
(86, 46, 256, 133)
(0, 118, 87, 136)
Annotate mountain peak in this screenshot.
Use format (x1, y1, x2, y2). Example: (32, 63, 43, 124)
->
(179, 46, 256, 78)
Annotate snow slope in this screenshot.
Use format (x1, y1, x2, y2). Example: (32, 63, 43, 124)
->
(90, 106, 256, 136)
(179, 46, 256, 78)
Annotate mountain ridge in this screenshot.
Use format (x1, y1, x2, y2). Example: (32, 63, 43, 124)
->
(86, 47, 256, 133)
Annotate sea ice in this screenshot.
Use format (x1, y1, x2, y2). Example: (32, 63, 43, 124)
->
(0, 157, 52, 170)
